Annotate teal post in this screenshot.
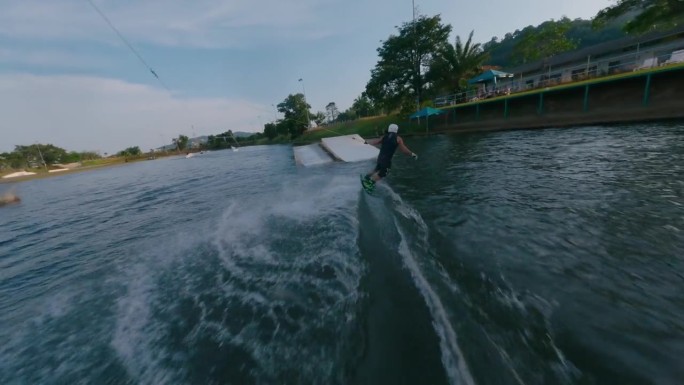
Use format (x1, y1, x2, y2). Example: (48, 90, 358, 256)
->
(504, 99, 509, 119)
(538, 93, 544, 115)
(583, 84, 590, 112)
(643, 73, 652, 107)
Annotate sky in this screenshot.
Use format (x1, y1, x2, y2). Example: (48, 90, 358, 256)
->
(0, 0, 613, 154)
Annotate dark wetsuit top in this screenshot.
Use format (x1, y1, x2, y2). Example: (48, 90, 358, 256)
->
(374, 132, 398, 177)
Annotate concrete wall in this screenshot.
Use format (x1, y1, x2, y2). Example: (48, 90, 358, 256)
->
(430, 65, 684, 135)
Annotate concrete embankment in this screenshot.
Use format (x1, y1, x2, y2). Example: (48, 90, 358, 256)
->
(430, 64, 684, 134)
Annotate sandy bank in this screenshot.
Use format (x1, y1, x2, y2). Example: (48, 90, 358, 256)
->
(2, 171, 37, 179)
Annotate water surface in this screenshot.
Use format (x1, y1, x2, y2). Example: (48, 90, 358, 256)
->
(1, 123, 683, 384)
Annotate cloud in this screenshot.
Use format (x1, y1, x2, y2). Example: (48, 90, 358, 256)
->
(0, 73, 267, 154)
(0, 0, 340, 48)
(0, 47, 112, 70)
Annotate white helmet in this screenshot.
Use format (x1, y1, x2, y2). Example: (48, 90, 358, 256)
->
(388, 123, 399, 133)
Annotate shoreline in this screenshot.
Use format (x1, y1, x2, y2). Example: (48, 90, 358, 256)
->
(0, 153, 183, 185)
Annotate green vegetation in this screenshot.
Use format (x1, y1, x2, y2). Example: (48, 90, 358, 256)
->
(277, 93, 312, 138)
(207, 130, 266, 150)
(594, 0, 684, 34)
(117, 146, 141, 157)
(1, 142, 170, 179)
(172, 135, 189, 151)
(365, 15, 453, 114)
(0, 144, 102, 172)
(482, 17, 629, 67)
(426, 30, 489, 95)
(336, 94, 380, 121)
(509, 18, 578, 64)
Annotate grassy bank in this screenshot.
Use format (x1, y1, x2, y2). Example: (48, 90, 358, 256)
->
(0, 152, 185, 184)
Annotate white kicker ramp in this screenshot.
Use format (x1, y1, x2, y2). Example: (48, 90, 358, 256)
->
(293, 143, 335, 166)
(320, 134, 379, 163)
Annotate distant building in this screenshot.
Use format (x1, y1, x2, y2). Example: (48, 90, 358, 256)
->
(501, 25, 684, 91)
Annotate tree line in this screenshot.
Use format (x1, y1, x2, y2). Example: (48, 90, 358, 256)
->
(0, 144, 102, 170)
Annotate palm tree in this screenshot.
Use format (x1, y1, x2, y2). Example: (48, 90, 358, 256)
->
(427, 30, 489, 94)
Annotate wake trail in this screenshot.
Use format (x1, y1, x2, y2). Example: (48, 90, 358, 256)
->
(384, 186, 476, 385)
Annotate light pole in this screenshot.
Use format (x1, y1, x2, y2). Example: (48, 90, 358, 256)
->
(299, 78, 311, 130)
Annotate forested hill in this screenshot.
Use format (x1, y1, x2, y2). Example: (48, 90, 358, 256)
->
(481, 14, 634, 68)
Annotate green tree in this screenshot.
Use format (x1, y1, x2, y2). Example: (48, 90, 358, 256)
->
(117, 146, 141, 157)
(207, 131, 238, 149)
(351, 94, 377, 117)
(427, 30, 489, 94)
(337, 110, 356, 122)
(313, 111, 326, 126)
(366, 14, 452, 112)
(482, 18, 627, 67)
(263, 122, 277, 140)
(275, 120, 290, 137)
(277, 93, 311, 138)
(594, 0, 684, 33)
(511, 18, 578, 64)
(207, 135, 219, 149)
(1, 151, 27, 169)
(14, 144, 67, 166)
(173, 135, 189, 151)
(63, 151, 81, 163)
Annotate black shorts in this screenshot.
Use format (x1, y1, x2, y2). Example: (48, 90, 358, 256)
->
(374, 161, 391, 178)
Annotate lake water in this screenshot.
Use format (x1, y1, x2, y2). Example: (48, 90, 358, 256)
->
(1, 123, 683, 385)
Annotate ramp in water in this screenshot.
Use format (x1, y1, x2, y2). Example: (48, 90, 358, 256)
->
(320, 134, 378, 163)
(293, 143, 335, 167)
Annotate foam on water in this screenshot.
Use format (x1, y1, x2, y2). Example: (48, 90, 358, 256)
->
(112, 258, 180, 384)
(110, 173, 366, 384)
(377, 183, 578, 384)
(0, 283, 126, 384)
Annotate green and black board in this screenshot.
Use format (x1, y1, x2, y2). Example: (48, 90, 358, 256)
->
(360, 174, 375, 195)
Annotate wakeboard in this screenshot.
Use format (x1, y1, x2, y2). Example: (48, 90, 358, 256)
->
(360, 174, 376, 195)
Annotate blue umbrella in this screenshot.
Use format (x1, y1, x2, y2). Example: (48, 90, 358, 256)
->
(410, 107, 444, 119)
(467, 69, 514, 85)
(410, 107, 444, 132)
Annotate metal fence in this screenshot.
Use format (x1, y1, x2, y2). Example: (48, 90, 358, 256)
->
(434, 45, 684, 107)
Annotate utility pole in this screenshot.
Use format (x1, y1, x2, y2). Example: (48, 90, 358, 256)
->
(299, 78, 311, 130)
(413, 0, 419, 112)
(35, 143, 47, 171)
